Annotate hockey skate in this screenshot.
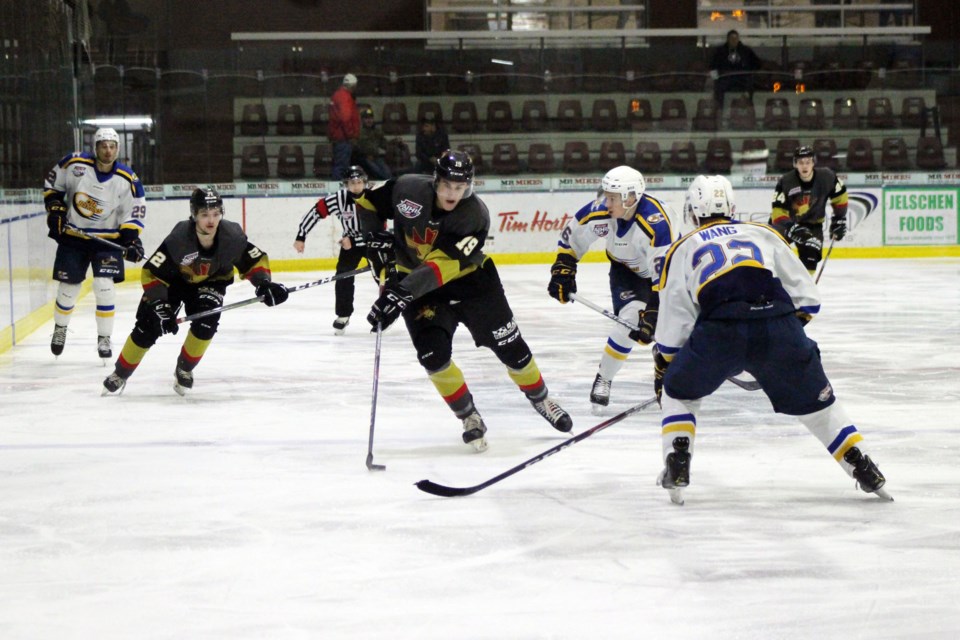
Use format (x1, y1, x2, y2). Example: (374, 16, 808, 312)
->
(461, 411, 488, 453)
(657, 437, 691, 505)
(589, 373, 611, 415)
(333, 316, 350, 336)
(843, 447, 893, 501)
(173, 367, 194, 396)
(531, 396, 573, 433)
(101, 372, 127, 396)
(97, 336, 112, 364)
(51, 324, 67, 357)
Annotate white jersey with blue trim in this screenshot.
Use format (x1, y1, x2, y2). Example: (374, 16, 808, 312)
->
(654, 220, 821, 357)
(557, 193, 677, 285)
(43, 152, 146, 239)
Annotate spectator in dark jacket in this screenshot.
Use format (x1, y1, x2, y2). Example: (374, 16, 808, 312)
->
(414, 115, 450, 173)
(355, 106, 392, 180)
(709, 30, 761, 109)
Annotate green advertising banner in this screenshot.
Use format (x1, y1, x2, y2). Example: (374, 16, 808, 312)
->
(884, 188, 960, 245)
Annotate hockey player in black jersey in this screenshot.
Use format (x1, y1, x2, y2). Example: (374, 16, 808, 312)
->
(102, 187, 288, 396)
(294, 165, 384, 334)
(325, 150, 572, 451)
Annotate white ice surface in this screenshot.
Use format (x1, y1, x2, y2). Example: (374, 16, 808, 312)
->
(1, 259, 959, 640)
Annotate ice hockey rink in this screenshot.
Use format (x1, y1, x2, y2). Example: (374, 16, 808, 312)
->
(1, 258, 958, 639)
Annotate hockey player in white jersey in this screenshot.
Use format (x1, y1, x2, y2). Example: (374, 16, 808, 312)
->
(653, 175, 890, 505)
(43, 127, 146, 362)
(548, 166, 677, 414)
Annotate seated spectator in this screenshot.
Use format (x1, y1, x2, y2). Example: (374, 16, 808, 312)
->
(355, 107, 392, 180)
(414, 115, 450, 174)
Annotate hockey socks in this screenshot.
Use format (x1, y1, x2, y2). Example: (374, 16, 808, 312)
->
(177, 330, 213, 373)
(428, 361, 477, 418)
(54, 282, 82, 327)
(92, 277, 116, 338)
(506, 358, 546, 401)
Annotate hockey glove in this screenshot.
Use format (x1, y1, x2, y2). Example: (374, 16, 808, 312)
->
(629, 308, 658, 345)
(146, 299, 179, 336)
(365, 230, 397, 284)
(367, 281, 413, 330)
(256, 281, 289, 307)
(124, 238, 145, 263)
(46, 201, 68, 240)
(653, 346, 670, 406)
(830, 215, 848, 241)
(548, 254, 578, 303)
(795, 310, 813, 326)
(785, 224, 823, 253)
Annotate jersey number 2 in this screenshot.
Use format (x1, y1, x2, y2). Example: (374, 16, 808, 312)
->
(692, 239, 762, 285)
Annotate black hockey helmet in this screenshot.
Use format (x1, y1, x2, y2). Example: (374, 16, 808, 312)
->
(794, 146, 815, 162)
(342, 165, 369, 187)
(434, 149, 474, 196)
(190, 186, 223, 220)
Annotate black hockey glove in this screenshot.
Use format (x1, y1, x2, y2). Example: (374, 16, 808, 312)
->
(124, 238, 145, 263)
(548, 254, 578, 304)
(830, 215, 848, 241)
(146, 299, 179, 335)
(785, 224, 823, 253)
(46, 201, 68, 240)
(367, 281, 413, 330)
(629, 308, 658, 345)
(653, 346, 670, 407)
(256, 281, 289, 307)
(365, 230, 397, 284)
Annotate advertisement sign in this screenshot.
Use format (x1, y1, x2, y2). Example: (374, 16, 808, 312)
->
(883, 188, 959, 245)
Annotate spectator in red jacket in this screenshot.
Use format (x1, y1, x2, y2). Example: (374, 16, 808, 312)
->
(328, 73, 360, 180)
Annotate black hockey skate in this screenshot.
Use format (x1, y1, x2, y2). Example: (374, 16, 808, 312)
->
(97, 335, 112, 363)
(101, 372, 127, 396)
(51, 324, 67, 357)
(333, 316, 350, 336)
(657, 437, 691, 505)
(173, 367, 194, 396)
(843, 447, 893, 501)
(531, 396, 573, 433)
(461, 411, 488, 453)
(589, 373, 611, 415)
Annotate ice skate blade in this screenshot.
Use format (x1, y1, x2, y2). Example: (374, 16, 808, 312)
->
(590, 403, 606, 417)
(101, 358, 109, 367)
(173, 383, 188, 397)
(468, 437, 488, 453)
(334, 328, 346, 336)
(873, 487, 894, 501)
(667, 488, 685, 506)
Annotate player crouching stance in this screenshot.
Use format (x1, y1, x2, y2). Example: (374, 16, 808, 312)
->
(102, 187, 288, 396)
(653, 175, 890, 505)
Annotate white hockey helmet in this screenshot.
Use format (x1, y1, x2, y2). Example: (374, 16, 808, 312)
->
(601, 165, 645, 202)
(685, 175, 736, 227)
(94, 127, 120, 146)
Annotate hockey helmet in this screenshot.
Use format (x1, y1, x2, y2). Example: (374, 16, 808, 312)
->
(342, 165, 369, 187)
(793, 146, 815, 163)
(601, 166, 645, 202)
(190, 186, 224, 220)
(94, 127, 120, 146)
(434, 149, 474, 197)
(684, 175, 735, 227)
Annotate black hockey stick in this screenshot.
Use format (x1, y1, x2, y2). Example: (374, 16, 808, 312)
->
(366, 271, 387, 471)
(415, 395, 660, 497)
(176, 266, 371, 324)
(815, 237, 835, 284)
(568, 292, 762, 391)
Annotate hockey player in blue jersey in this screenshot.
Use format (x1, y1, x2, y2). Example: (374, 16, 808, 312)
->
(653, 175, 890, 505)
(43, 127, 147, 363)
(548, 166, 678, 414)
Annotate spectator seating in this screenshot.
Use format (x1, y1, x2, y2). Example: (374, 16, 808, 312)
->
(880, 137, 910, 170)
(522, 99, 549, 132)
(915, 136, 947, 170)
(729, 97, 757, 131)
(276, 144, 305, 178)
(598, 141, 626, 171)
(457, 143, 485, 174)
(240, 144, 268, 178)
(528, 143, 556, 172)
(692, 99, 719, 132)
(487, 100, 514, 133)
(774, 139, 801, 172)
(846, 138, 877, 171)
(590, 99, 619, 132)
(313, 143, 333, 178)
(311, 103, 329, 135)
(659, 99, 687, 132)
(813, 138, 839, 170)
(563, 141, 593, 173)
(666, 141, 698, 173)
(276, 104, 304, 136)
(798, 99, 826, 130)
(633, 142, 662, 173)
(417, 101, 443, 125)
(833, 98, 860, 129)
(451, 101, 479, 133)
(763, 98, 792, 131)
(556, 99, 584, 132)
(867, 97, 897, 128)
(492, 143, 521, 174)
(382, 102, 411, 135)
(627, 98, 653, 131)
(900, 96, 927, 128)
(240, 104, 267, 136)
(704, 138, 733, 174)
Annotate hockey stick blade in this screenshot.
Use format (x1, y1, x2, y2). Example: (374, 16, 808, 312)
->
(415, 395, 660, 497)
(366, 453, 386, 472)
(726, 376, 761, 391)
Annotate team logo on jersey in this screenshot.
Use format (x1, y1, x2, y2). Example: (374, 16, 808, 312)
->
(410, 227, 438, 247)
(397, 199, 423, 218)
(619, 291, 636, 301)
(646, 213, 664, 224)
(593, 223, 610, 238)
(71, 166, 86, 177)
(72, 193, 106, 220)
(181, 251, 199, 265)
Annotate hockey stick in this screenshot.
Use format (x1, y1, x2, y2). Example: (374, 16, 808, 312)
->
(176, 266, 372, 324)
(815, 238, 835, 284)
(568, 293, 762, 391)
(366, 270, 387, 471)
(63, 227, 127, 252)
(415, 395, 660, 497)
